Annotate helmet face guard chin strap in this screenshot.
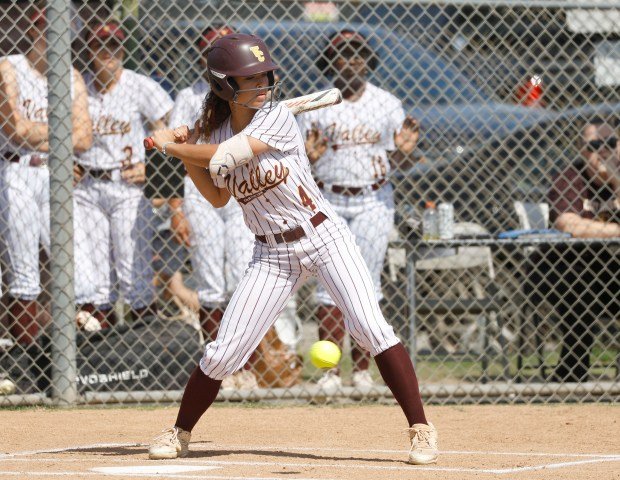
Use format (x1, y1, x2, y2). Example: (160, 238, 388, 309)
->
(232, 81, 282, 110)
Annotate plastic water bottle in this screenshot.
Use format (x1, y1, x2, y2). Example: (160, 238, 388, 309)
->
(422, 201, 439, 240)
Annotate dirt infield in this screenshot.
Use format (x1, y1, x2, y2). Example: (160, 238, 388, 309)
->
(0, 404, 618, 480)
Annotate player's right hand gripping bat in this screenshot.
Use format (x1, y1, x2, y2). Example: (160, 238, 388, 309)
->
(143, 88, 342, 150)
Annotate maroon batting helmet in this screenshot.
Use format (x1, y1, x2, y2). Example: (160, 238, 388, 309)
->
(316, 30, 378, 75)
(206, 33, 279, 102)
(197, 25, 234, 51)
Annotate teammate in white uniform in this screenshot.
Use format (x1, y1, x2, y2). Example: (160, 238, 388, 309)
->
(168, 25, 260, 389)
(73, 22, 173, 324)
(146, 33, 437, 465)
(298, 30, 419, 390)
(0, 9, 92, 345)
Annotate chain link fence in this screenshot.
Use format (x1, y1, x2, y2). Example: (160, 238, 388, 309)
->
(0, 0, 618, 406)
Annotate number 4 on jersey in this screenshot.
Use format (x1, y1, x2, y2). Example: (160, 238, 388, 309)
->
(298, 185, 316, 211)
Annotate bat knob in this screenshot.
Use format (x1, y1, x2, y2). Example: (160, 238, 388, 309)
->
(144, 137, 154, 150)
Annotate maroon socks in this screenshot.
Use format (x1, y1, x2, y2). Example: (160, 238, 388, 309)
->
(374, 342, 427, 427)
(175, 366, 222, 432)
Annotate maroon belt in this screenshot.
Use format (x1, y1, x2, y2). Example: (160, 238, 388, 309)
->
(3, 152, 46, 167)
(316, 178, 388, 196)
(256, 212, 327, 245)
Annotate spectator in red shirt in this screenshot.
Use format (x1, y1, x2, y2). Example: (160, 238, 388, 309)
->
(528, 117, 619, 382)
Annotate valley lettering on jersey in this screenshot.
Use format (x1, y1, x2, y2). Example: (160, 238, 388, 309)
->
(228, 161, 290, 205)
(23, 99, 47, 122)
(94, 115, 131, 136)
(324, 122, 381, 148)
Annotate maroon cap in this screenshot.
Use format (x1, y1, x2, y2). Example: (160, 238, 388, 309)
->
(329, 30, 367, 50)
(89, 22, 126, 44)
(29, 9, 46, 27)
(198, 26, 234, 50)
(317, 29, 378, 73)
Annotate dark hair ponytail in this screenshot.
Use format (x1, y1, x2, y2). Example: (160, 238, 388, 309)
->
(199, 91, 231, 142)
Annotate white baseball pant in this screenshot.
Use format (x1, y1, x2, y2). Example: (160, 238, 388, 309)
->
(199, 216, 400, 380)
(73, 176, 155, 308)
(0, 161, 98, 301)
(184, 179, 254, 308)
(316, 184, 394, 306)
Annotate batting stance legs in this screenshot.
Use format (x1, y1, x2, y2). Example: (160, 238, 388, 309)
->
(149, 217, 430, 459)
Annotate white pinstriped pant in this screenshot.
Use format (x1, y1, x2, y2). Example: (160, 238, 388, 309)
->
(199, 216, 400, 380)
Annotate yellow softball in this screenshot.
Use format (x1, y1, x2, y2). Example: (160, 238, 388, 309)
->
(309, 340, 341, 369)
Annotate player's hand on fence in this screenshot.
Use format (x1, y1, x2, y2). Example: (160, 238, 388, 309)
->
(121, 160, 146, 184)
(170, 209, 192, 247)
(305, 122, 328, 163)
(395, 116, 420, 154)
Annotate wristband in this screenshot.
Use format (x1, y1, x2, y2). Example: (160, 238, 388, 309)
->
(162, 141, 175, 156)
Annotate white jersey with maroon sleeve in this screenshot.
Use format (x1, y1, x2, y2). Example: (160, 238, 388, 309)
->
(298, 82, 405, 187)
(77, 69, 173, 169)
(212, 104, 336, 237)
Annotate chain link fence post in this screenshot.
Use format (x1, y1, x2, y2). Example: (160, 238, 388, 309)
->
(47, 0, 77, 405)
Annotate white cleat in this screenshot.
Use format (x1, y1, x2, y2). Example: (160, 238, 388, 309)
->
(148, 426, 191, 460)
(352, 370, 375, 389)
(407, 422, 438, 465)
(221, 374, 237, 390)
(235, 370, 259, 390)
(316, 369, 342, 392)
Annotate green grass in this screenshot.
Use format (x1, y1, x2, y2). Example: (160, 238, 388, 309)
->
(301, 346, 619, 384)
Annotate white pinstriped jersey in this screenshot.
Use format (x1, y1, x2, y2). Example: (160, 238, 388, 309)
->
(168, 79, 209, 129)
(0, 54, 74, 166)
(298, 82, 405, 187)
(211, 104, 336, 236)
(77, 69, 173, 169)
(168, 80, 208, 201)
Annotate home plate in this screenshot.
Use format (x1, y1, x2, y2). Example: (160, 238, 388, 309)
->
(91, 465, 221, 475)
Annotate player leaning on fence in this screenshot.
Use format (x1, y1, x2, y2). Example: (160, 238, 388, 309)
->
(145, 33, 439, 465)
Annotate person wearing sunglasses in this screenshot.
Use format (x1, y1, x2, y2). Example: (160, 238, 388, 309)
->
(528, 117, 619, 383)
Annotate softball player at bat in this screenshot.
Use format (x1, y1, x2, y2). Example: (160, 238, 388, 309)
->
(146, 33, 437, 465)
(73, 21, 173, 323)
(0, 9, 93, 345)
(298, 30, 419, 390)
(168, 25, 260, 389)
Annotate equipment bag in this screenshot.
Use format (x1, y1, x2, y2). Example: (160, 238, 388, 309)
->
(1, 317, 202, 395)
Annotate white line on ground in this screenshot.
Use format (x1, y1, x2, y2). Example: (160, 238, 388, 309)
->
(3, 442, 619, 460)
(192, 443, 620, 459)
(487, 457, 620, 474)
(0, 472, 332, 480)
(3, 456, 620, 475)
(1, 442, 619, 476)
(0, 443, 142, 459)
